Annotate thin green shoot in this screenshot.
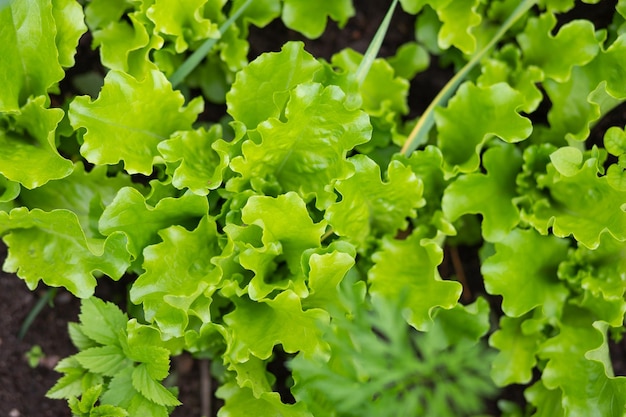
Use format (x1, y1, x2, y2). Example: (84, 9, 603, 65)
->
(400, 0, 537, 156)
(18, 288, 57, 339)
(169, 0, 253, 88)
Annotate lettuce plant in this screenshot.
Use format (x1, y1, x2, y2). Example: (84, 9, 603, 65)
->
(1, 0, 626, 416)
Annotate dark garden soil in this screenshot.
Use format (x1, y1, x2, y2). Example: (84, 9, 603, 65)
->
(1, 1, 626, 416)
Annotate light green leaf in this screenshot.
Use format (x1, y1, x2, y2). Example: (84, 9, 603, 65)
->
(525, 380, 566, 417)
(100, 367, 136, 408)
(84, 0, 132, 29)
(517, 13, 599, 82)
(52, 0, 87, 68)
(604, 126, 626, 157)
(0, 175, 19, 203)
(130, 216, 222, 339)
(368, 230, 462, 331)
(533, 158, 626, 249)
(435, 82, 532, 175)
(549, 146, 583, 177)
(217, 383, 313, 417)
(0, 0, 64, 111)
(127, 394, 169, 417)
(489, 316, 544, 386)
(99, 187, 208, 259)
(430, 297, 491, 346)
(146, 0, 219, 53)
(79, 297, 128, 346)
(326, 155, 424, 246)
(0, 96, 73, 188)
(229, 82, 371, 208)
(232, 0, 281, 28)
(131, 364, 180, 406)
(226, 42, 323, 129)
(538, 308, 626, 416)
(158, 125, 230, 195)
(281, 0, 354, 39)
(442, 144, 522, 242)
(18, 162, 138, 238)
(229, 355, 275, 398)
(0, 209, 131, 298)
(224, 290, 329, 362)
(74, 346, 130, 376)
(387, 42, 430, 80)
(481, 228, 570, 318)
(69, 69, 202, 175)
(434, 0, 482, 55)
(302, 245, 355, 310)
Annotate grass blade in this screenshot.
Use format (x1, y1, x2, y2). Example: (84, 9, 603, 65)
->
(400, 0, 537, 156)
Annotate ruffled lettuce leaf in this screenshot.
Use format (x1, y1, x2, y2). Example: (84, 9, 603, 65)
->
(481, 228, 570, 318)
(0, 96, 73, 188)
(281, 0, 354, 39)
(99, 187, 208, 260)
(368, 229, 462, 331)
(158, 125, 230, 195)
(435, 82, 532, 175)
(0, 208, 131, 298)
(69, 70, 203, 175)
(130, 216, 222, 339)
(216, 382, 312, 417)
(229, 83, 371, 208)
(226, 42, 323, 129)
(442, 144, 522, 242)
(325, 155, 424, 246)
(52, 0, 88, 68)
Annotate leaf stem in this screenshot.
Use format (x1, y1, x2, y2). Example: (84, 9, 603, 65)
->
(169, 0, 253, 88)
(356, 0, 399, 85)
(400, 0, 537, 156)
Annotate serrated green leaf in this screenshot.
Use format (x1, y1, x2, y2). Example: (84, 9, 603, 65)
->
(481, 228, 570, 318)
(435, 82, 532, 175)
(130, 217, 221, 338)
(368, 230, 462, 331)
(99, 187, 208, 259)
(0, 208, 131, 298)
(18, 162, 138, 238)
(538, 308, 626, 416)
(216, 382, 313, 417)
(517, 13, 599, 82)
(442, 144, 522, 242)
(131, 364, 181, 406)
(281, 0, 354, 39)
(52, 0, 87, 68)
(0, 96, 73, 188)
(79, 297, 128, 346)
(326, 155, 424, 246)
(158, 125, 229, 195)
(229, 355, 275, 398)
(47, 368, 87, 399)
(226, 41, 323, 129)
(68, 322, 99, 351)
(100, 367, 136, 408)
(127, 391, 170, 417)
(0, 0, 64, 111)
(90, 405, 129, 417)
(229, 83, 371, 208)
(127, 345, 171, 381)
(69, 70, 202, 175)
(489, 316, 543, 386)
(224, 290, 329, 362)
(146, 0, 219, 53)
(75, 345, 130, 376)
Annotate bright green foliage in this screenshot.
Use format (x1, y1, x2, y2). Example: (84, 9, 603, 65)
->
(282, 0, 354, 39)
(0, 96, 73, 188)
(326, 155, 424, 246)
(482, 228, 570, 318)
(216, 383, 313, 417)
(369, 229, 462, 331)
(435, 82, 532, 174)
(442, 144, 522, 242)
(69, 70, 203, 175)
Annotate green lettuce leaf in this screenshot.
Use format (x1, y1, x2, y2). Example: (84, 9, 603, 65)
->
(229, 83, 371, 208)
(481, 228, 570, 318)
(281, 0, 354, 39)
(325, 155, 424, 246)
(435, 82, 532, 175)
(69, 70, 203, 175)
(52, 0, 88, 68)
(158, 125, 230, 195)
(224, 290, 329, 362)
(216, 383, 313, 417)
(0, 0, 64, 111)
(0, 96, 73, 188)
(226, 42, 323, 129)
(0, 208, 131, 298)
(99, 187, 208, 261)
(130, 216, 222, 339)
(442, 144, 522, 242)
(368, 229, 462, 331)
